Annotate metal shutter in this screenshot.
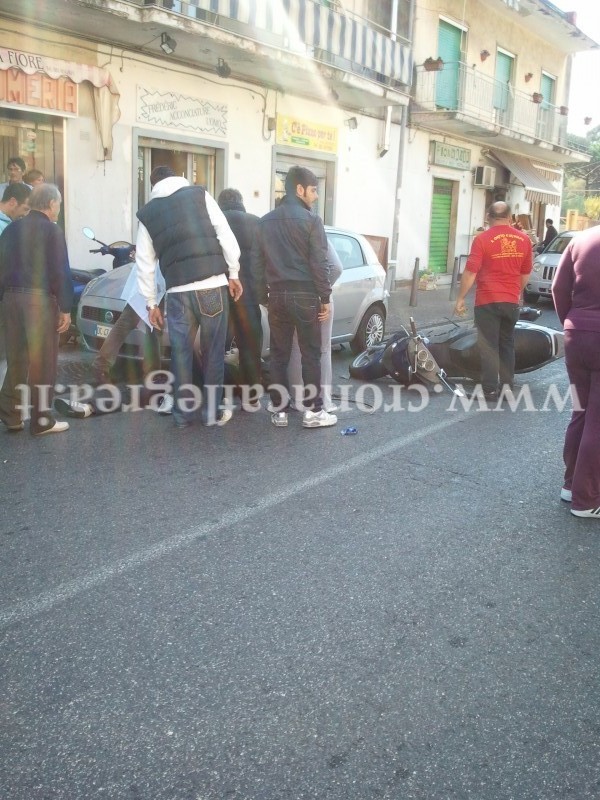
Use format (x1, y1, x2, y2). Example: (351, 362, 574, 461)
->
(429, 178, 453, 273)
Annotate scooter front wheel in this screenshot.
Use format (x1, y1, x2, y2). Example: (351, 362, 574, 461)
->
(349, 347, 388, 381)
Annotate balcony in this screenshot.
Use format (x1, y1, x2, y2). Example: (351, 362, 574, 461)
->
(0, 0, 412, 110)
(411, 61, 587, 165)
(134, 0, 413, 107)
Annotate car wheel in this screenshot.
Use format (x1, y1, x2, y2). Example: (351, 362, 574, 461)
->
(350, 305, 386, 354)
(523, 290, 540, 304)
(349, 347, 387, 381)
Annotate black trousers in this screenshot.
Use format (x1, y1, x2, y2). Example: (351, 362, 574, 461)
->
(229, 300, 263, 388)
(0, 289, 60, 434)
(267, 290, 322, 411)
(474, 302, 520, 393)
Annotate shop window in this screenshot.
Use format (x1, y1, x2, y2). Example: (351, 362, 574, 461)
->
(0, 109, 64, 188)
(0, 108, 64, 225)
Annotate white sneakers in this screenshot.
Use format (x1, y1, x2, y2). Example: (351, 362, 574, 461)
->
(33, 421, 70, 436)
(268, 403, 337, 429)
(156, 394, 174, 415)
(561, 487, 600, 517)
(215, 408, 233, 427)
(54, 398, 94, 419)
(571, 507, 600, 519)
(302, 409, 338, 428)
(157, 395, 232, 426)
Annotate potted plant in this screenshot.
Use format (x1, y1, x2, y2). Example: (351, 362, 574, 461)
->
(532, 92, 543, 104)
(559, 106, 568, 116)
(419, 270, 438, 291)
(423, 57, 444, 72)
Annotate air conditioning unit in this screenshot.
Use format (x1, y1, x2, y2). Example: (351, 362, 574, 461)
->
(474, 166, 496, 188)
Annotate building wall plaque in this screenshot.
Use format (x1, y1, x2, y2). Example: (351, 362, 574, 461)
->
(137, 86, 227, 137)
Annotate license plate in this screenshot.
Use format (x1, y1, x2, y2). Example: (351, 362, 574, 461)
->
(95, 324, 112, 338)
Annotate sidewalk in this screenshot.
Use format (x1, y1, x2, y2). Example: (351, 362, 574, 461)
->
(386, 277, 467, 333)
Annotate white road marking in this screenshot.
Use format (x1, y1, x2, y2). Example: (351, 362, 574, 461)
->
(1, 413, 470, 629)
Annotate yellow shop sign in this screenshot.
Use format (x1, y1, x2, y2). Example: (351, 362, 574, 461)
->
(276, 115, 337, 154)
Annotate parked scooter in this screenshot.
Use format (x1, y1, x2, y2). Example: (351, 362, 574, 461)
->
(82, 226, 136, 270)
(349, 309, 564, 390)
(60, 228, 135, 345)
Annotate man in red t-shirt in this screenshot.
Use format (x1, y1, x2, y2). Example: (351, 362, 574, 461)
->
(453, 201, 532, 400)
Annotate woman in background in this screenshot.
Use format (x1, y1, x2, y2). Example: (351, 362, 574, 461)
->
(552, 226, 600, 519)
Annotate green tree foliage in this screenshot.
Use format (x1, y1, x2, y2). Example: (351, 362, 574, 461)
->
(563, 126, 600, 218)
(566, 132, 589, 152)
(583, 196, 600, 221)
(563, 176, 586, 215)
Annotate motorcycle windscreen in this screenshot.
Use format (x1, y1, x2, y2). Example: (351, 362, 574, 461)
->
(514, 328, 555, 373)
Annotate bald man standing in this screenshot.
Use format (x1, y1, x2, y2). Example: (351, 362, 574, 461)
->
(454, 201, 533, 401)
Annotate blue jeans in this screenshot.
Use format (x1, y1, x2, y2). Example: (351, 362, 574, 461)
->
(267, 290, 322, 411)
(167, 286, 229, 426)
(474, 302, 520, 393)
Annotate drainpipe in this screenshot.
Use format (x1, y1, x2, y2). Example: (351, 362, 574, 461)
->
(390, 0, 416, 265)
(379, 0, 398, 158)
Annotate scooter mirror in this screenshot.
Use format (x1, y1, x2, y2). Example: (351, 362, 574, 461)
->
(82, 227, 95, 240)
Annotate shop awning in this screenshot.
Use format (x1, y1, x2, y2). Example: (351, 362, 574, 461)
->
(490, 150, 561, 205)
(0, 48, 120, 161)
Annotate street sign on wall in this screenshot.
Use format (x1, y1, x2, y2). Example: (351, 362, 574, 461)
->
(430, 140, 471, 171)
(276, 115, 337, 154)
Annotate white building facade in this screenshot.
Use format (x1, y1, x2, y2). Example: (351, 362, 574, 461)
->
(0, 0, 594, 278)
(402, 0, 595, 278)
(0, 0, 412, 270)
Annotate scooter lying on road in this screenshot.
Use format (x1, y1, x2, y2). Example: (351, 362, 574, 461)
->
(61, 228, 135, 345)
(349, 308, 564, 389)
(379, 317, 465, 396)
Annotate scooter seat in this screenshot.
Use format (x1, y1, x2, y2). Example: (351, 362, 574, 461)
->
(71, 268, 106, 283)
(448, 331, 478, 352)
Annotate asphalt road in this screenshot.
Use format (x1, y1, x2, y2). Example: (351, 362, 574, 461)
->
(1, 302, 599, 800)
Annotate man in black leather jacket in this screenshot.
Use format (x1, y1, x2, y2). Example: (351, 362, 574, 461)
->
(251, 166, 336, 429)
(217, 188, 262, 402)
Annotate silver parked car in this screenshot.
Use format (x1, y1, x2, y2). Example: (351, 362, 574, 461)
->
(524, 230, 576, 304)
(76, 226, 389, 362)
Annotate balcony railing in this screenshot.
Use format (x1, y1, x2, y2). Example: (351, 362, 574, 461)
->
(413, 62, 569, 148)
(136, 0, 412, 88)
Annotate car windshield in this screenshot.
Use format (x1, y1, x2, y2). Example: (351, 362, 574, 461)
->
(546, 234, 573, 255)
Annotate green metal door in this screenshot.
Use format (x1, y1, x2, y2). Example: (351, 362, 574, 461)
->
(537, 73, 556, 140)
(493, 51, 513, 114)
(429, 178, 453, 273)
(436, 20, 462, 110)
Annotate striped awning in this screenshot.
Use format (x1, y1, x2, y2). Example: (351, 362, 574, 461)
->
(184, 0, 412, 86)
(490, 150, 561, 205)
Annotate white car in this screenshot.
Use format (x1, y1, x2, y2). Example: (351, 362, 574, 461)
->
(76, 226, 389, 362)
(524, 230, 576, 304)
